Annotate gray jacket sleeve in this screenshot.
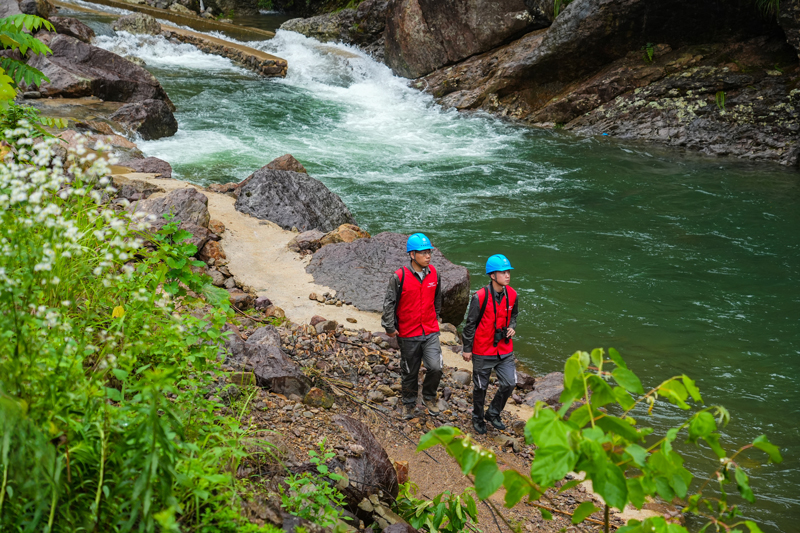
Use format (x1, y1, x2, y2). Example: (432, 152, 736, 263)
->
(381, 273, 400, 333)
(435, 272, 442, 320)
(509, 297, 519, 330)
(461, 292, 482, 353)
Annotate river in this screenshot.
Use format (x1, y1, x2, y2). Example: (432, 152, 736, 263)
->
(59, 4, 800, 530)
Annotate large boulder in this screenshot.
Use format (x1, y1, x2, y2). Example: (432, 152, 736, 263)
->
(266, 153, 307, 173)
(18, 0, 52, 18)
(524, 372, 564, 407)
(224, 325, 311, 397)
(385, 0, 547, 78)
(118, 156, 173, 178)
(49, 17, 95, 44)
(129, 188, 215, 249)
(0, 0, 21, 18)
(235, 166, 356, 232)
(329, 415, 399, 512)
(110, 99, 178, 140)
(780, 0, 800, 60)
(112, 13, 162, 35)
(23, 33, 174, 107)
(306, 232, 470, 326)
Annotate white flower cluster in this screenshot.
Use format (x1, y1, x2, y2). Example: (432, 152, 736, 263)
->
(0, 126, 148, 309)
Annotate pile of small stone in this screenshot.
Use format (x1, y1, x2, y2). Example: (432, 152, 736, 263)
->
(308, 291, 352, 307)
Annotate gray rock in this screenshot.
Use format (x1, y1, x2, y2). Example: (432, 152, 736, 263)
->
(49, 16, 95, 44)
(110, 99, 178, 140)
(524, 372, 564, 407)
(208, 268, 225, 287)
(24, 33, 174, 107)
(288, 229, 325, 253)
(235, 167, 356, 232)
(516, 370, 536, 391)
(224, 276, 236, 290)
(0, 0, 22, 18)
(118, 157, 173, 179)
(315, 320, 338, 334)
(19, 0, 52, 17)
(367, 390, 384, 403)
(436, 399, 448, 412)
(307, 233, 470, 326)
(266, 153, 308, 173)
(372, 364, 386, 374)
(224, 325, 311, 397)
(451, 370, 472, 387)
(130, 187, 211, 229)
(255, 296, 273, 310)
(113, 13, 162, 35)
(385, 0, 545, 78)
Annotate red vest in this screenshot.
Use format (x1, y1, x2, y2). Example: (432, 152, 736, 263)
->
(395, 265, 440, 338)
(473, 285, 517, 357)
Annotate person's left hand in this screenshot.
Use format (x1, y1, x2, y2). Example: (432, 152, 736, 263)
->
(506, 328, 516, 338)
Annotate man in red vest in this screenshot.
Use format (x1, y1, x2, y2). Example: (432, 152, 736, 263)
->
(462, 254, 519, 435)
(382, 233, 444, 420)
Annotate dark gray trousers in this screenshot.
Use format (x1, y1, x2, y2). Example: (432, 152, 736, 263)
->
(472, 354, 516, 421)
(399, 334, 443, 406)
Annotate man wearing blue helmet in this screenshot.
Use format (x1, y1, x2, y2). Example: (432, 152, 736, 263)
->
(381, 233, 444, 420)
(461, 254, 519, 435)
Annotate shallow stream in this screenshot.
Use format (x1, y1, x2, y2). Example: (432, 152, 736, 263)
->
(58, 5, 800, 530)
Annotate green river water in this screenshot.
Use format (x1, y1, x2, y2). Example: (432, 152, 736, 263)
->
(64, 4, 800, 530)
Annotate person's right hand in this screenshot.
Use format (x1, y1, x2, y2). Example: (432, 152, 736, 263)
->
(386, 331, 397, 338)
(462, 351, 472, 362)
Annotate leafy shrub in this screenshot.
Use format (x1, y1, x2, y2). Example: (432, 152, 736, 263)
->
(0, 128, 273, 531)
(280, 439, 350, 528)
(418, 348, 781, 533)
(0, 14, 54, 101)
(393, 482, 479, 533)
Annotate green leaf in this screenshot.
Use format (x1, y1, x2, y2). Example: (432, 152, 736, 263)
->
(744, 521, 764, 533)
(502, 470, 533, 508)
(564, 352, 584, 390)
(525, 407, 571, 448)
(625, 444, 648, 467)
(530, 446, 578, 487)
(626, 477, 646, 509)
(612, 367, 644, 395)
(540, 508, 553, 520)
(654, 476, 675, 502)
(587, 374, 615, 407)
(201, 283, 231, 309)
(591, 461, 628, 510)
(702, 433, 726, 459)
(571, 501, 600, 524)
(558, 478, 583, 493)
(568, 403, 592, 428)
(688, 412, 716, 442)
(608, 347, 627, 369)
(165, 256, 186, 269)
(473, 458, 503, 500)
(613, 386, 636, 410)
(417, 426, 461, 452)
(734, 466, 755, 503)
(681, 375, 702, 403)
(659, 380, 690, 410)
(595, 414, 640, 442)
(112, 368, 129, 381)
(105, 387, 122, 402)
(753, 435, 782, 464)
(590, 348, 604, 370)
(459, 445, 481, 476)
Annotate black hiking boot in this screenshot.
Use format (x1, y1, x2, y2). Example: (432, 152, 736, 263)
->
(473, 418, 487, 435)
(486, 413, 506, 430)
(403, 404, 419, 420)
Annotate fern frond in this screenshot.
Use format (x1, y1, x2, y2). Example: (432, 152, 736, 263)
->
(0, 57, 48, 87)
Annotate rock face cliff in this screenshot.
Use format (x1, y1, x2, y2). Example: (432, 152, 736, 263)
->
(279, 0, 800, 167)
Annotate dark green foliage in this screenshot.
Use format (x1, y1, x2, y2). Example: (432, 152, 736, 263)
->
(418, 348, 781, 533)
(0, 14, 54, 100)
(393, 483, 479, 533)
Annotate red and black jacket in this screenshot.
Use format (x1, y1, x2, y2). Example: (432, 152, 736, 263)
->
(463, 285, 518, 357)
(390, 265, 441, 338)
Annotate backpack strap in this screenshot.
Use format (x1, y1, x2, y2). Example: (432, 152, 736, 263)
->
(393, 266, 406, 320)
(476, 286, 490, 325)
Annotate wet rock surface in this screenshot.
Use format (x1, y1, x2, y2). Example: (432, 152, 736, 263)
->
(110, 99, 178, 140)
(306, 232, 470, 326)
(235, 166, 357, 232)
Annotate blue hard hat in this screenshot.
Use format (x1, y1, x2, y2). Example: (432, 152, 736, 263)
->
(406, 233, 433, 252)
(486, 254, 514, 274)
